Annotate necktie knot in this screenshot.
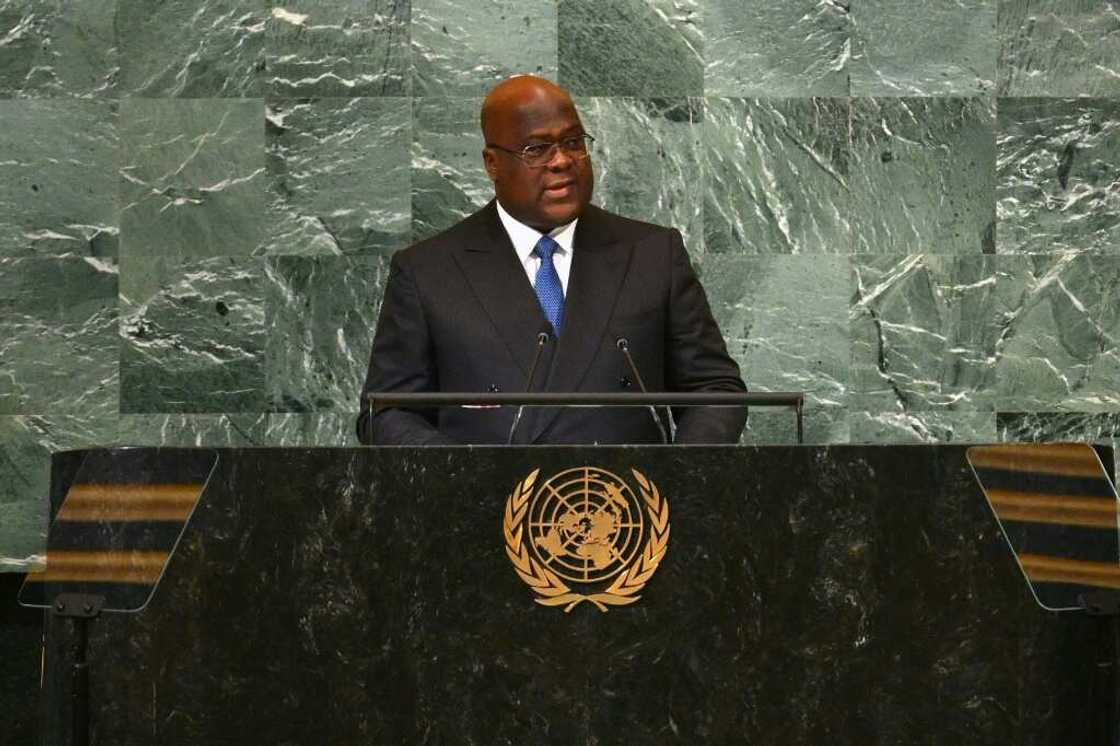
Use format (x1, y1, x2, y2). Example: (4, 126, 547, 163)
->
(534, 235, 560, 261)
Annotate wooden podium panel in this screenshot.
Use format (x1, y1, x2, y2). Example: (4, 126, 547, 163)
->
(40, 445, 1116, 744)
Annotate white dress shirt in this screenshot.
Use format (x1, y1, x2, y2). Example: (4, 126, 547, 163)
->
(495, 199, 577, 294)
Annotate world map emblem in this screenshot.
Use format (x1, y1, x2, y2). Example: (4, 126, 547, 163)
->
(502, 466, 670, 612)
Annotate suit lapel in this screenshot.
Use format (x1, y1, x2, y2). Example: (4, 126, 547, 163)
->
(451, 201, 549, 378)
(528, 206, 634, 442)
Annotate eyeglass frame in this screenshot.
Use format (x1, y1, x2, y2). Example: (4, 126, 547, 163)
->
(485, 133, 596, 168)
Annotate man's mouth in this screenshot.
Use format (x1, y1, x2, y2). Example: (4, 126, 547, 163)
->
(543, 180, 575, 198)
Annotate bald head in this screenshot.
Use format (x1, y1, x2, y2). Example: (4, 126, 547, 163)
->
(480, 76, 575, 143)
(480, 76, 594, 232)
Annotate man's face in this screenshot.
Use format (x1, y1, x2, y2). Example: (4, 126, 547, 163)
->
(483, 89, 594, 232)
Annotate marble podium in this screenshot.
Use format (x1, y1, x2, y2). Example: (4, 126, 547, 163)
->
(38, 445, 1117, 745)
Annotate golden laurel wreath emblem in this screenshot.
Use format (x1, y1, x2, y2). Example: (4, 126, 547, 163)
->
(502, 466, 670, 613)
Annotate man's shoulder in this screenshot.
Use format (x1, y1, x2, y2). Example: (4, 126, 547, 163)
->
(574, 204, 681, 255)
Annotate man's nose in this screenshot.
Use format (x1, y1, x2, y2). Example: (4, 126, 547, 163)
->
(546, 144, 575, 169)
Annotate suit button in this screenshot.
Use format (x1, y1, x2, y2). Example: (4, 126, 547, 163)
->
(619, 376, 632, 389)
(488, 383, 500, 393)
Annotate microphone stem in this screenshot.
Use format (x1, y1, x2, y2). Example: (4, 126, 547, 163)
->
(617, 339, 669, 445)
(507, 332, 549, 445)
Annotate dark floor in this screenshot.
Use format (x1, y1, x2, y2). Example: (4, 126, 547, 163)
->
(0, 573, 43, 746)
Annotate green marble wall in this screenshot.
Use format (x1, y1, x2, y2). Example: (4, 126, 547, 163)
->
(2, 0, 1119, 569)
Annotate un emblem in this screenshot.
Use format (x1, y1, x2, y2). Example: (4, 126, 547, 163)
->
(502, 466, 670, 612)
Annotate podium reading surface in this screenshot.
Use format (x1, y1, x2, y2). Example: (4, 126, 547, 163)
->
(41, 445, 1116, 744)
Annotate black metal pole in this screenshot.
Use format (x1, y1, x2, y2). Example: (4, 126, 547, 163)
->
(368, 391, 804, 408)
(53, 593, 102, 746)
(1112, 615, 1120, 746)
(366, 391, 808, 444)
(71, 616, 88, 746)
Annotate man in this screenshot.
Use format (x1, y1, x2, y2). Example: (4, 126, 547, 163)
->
(358, 76, 746, 445)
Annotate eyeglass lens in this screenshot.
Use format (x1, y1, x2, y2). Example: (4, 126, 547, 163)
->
(523, 137, 591, 166)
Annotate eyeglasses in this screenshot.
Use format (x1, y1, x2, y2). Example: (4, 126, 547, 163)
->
(487, 134, 595, 168)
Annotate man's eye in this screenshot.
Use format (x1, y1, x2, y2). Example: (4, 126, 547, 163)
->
(522, 143, 551, 157)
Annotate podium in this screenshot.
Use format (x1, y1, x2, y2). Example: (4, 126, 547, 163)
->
(34, 444, 1118, 744)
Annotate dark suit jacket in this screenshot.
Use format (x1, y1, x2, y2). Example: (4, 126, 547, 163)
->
(357, 201, 747, 445)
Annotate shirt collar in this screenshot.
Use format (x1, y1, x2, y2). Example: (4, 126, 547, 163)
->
(495, 199, 578, 264)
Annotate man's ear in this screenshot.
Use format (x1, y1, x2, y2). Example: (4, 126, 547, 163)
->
(482, 148, 499, 182)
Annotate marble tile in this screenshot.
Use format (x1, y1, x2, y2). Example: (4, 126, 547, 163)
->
(576, 97, 703, 252)
(998, 410, 1120, 482)
(702, 254, 851, 417)
(998, 411, 1120, 443)
(703, 0, 850, 97)
(740, 408, 849, 446)
(5, 0, 1120, 572)
(850, 254, 1004, 412)
(0, 498, 41, 570)
(114, 413, 271, 446)
(120, 257, 267, 413)
(411, 96, 490, 241)
(996, 98, 1120, 254)
(116, 0, 265, 97)
(0, 412, 270, 453)
(119, 99, 267, 259)
(0, 257, 119, 416)
(993, 253, 1120, 412)
(0, 1, 117, 97)
(850, 0, 997, 96)
(265, 413, 358, 446)
(264, 255, 389, 413)
(558, 0, 702, 97)
(998, 0, 1120, 96)
(411, 0, 557, 96)
(263, 97, 411, 256)
(850, 97, 996, 254)
(848, 411, 996, 444)
(266, 0, 410, 97)
(0, 414, 121, 570)
(0, 417, 71, 570)
(0, 100, 118, 258)
(702, 97, 850, 254)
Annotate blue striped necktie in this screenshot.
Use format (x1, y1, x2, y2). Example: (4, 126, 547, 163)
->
(533, 235, 564, 336)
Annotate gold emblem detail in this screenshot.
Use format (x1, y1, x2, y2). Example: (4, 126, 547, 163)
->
(502, 467, 670, 612)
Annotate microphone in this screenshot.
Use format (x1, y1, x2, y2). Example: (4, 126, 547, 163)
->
(616, 337, 671, 444)
(507, 331, 550, 445)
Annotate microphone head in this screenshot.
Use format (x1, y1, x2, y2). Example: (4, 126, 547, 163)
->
(615, 337, 629, 351)
(537, 331, 550, 344)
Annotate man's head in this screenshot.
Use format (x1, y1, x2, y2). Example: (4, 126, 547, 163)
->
(481, 76, 594, 232)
